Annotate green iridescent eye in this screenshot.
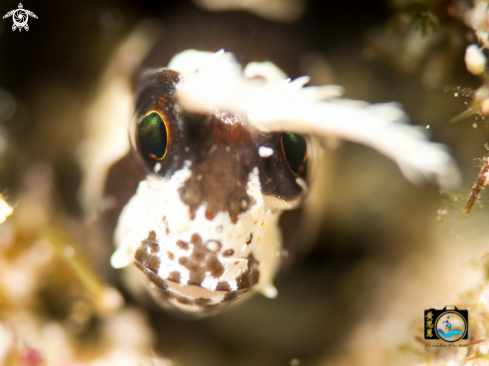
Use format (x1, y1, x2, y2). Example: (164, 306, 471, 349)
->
(281, 132, 307, 175)
(137, 112, 168, 160)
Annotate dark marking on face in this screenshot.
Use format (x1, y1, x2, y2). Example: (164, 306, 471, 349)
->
(177, 112, 256, 224)
(216, 282, 231, 291)
(208, 257, 224, 277)
(205, 208, 214, 221)
(191, 233, 202, 246)
(134, 232, 161, 274)
(147, 230, 156, 241)
(168, 271, 181, 283)
(236, 253, 260, 290)
(179, 234, 225, 286)
(177, 240, 189, 250)
(246, 233, 253, 245)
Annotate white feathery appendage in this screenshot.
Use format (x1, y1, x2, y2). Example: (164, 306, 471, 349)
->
(171, 49, 461, 190)
(249, 93, 460, 190)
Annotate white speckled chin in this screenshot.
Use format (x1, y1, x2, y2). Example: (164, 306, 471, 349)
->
(112, 162, 282, 299)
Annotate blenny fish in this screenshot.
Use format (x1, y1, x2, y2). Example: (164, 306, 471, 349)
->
(78, 25, 460, 315)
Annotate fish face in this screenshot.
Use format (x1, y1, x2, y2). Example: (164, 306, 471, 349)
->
(111, 69, 314, 314)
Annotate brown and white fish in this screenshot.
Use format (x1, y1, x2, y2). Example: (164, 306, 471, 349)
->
(78, 25, 460, 316)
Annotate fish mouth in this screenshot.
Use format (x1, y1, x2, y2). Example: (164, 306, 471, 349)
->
(133, 233, 260, 312)
(134, 258, 254, 314)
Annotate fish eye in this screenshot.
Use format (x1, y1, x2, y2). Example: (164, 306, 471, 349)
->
(136, 112, 168, 162)
(281, 132, 307, 176)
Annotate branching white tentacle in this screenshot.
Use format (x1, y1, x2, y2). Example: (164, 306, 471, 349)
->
(173, 49, 461, 190)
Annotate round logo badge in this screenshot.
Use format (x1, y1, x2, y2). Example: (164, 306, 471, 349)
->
(435, 311, 468, 342)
